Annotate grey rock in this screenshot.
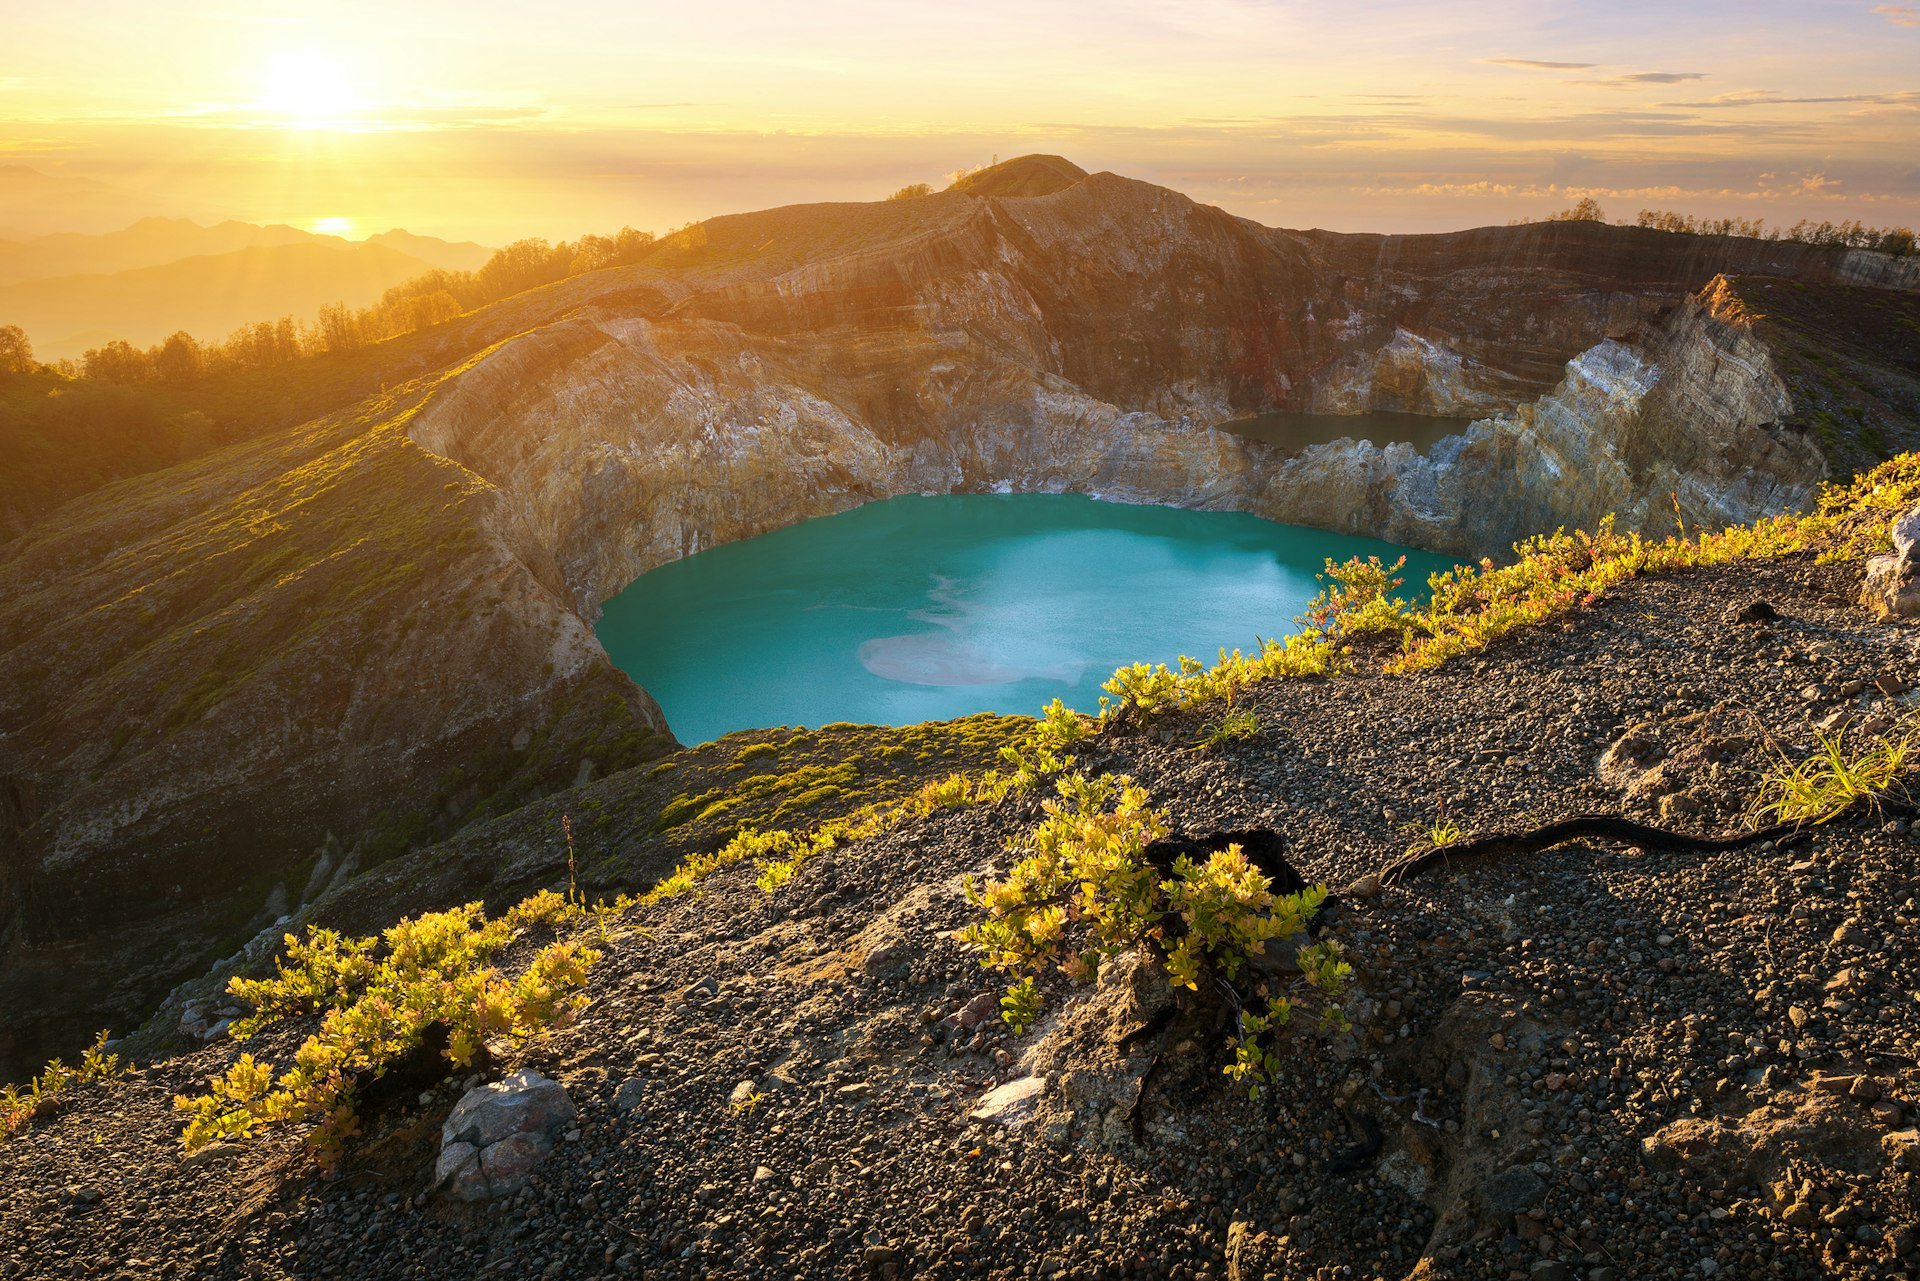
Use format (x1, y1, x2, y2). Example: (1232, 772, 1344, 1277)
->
(435, 1141, 485, 1201)
(1861, 507, 1920, 617)
(441, 1068, 576, 1150)
(436, 1069, 575, 1201)
(477, 1131, 555, 1194)
(1479, 1165, 1548, 1220)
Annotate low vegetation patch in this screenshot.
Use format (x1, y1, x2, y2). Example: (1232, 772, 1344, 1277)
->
(174, 891, 596, 1168)
(1102, 454, 1920, 728)
(1, 1032, 130, 1142)
(961, 772, 1351, 1094)
(1748, 719, 1918, 828)
(642, 708, 1089, 904)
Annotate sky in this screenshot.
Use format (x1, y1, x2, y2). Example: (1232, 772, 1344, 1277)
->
(1, 0, 1916, 243)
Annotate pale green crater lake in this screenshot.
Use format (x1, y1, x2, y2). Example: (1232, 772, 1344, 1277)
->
(596, 494, 1457, 745)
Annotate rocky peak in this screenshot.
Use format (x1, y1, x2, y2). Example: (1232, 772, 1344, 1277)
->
(946, 153, 1089, 199)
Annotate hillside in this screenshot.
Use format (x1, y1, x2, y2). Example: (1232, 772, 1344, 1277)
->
(4, 478, 1920, 1280)
(0, 165, 183, 239)
(3, 156, 1919, 1087)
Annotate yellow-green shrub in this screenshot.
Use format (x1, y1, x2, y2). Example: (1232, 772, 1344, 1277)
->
(960, 771, 1349, 1082)
(175, 892, 594, 1167)
(1, 1031, 129, 1141)
(644, 718, 1083, 902)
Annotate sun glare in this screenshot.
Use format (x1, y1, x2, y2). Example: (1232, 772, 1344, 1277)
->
(310, 216, 356, 236)
(259, 52, 362, 128)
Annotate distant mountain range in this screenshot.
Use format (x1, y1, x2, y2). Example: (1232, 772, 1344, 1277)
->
(0, 216, 492, 285)
(0, 214, 495, 358)
(0, 164, 190, 239)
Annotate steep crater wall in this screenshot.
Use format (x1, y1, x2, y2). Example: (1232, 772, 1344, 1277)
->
(406, 174, 1888, 618)
(3, 162, 1916, 1079)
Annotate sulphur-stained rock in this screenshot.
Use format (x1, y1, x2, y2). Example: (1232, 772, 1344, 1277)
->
(436, 1069, 576, 1201)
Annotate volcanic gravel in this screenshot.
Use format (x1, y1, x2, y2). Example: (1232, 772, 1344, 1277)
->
(3, 553, 1918, 1281)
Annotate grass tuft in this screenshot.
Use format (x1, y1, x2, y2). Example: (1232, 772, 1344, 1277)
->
(1747, 722, 1916, 828)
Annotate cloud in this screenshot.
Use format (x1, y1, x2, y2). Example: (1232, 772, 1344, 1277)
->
(160, 100, 557, 132)
(1665, 88, 1920, 108)
(1576, 71, 1709, 89)
(1485, 58, 1598, 71)
(1873, 5, 1920, 27)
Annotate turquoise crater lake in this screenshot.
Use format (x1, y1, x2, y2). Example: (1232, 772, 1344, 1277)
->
(596, 495, 1457, 745)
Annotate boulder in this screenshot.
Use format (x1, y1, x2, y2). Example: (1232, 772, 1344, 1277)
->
(435, 1069, 576, 1201)
(1860, 505, 1920, 618)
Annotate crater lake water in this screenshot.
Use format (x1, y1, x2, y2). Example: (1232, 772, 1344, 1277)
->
(596, 494, 1457, 745)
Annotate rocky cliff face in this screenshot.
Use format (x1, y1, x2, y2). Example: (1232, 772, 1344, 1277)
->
(1255, 285, 1825, 552)
(2, 156, 1916, 1078)
(405, 169, 1912, 610)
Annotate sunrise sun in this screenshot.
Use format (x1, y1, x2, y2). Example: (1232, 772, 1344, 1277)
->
(258, 52, 362, 127)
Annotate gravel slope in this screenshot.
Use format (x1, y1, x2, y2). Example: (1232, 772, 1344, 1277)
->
(3, 551, 1918, 1281)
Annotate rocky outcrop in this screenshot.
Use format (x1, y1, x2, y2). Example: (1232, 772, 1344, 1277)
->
(1257, 285, 1822, 552)
(406, 226, 1853, 611)
(1860, 506, 1920, 618)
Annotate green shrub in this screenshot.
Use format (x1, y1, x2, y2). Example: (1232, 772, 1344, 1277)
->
(961, 772, 1349, 1088)
(1, 1032, 130, 1141)
(175, 891, 595, 1167)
